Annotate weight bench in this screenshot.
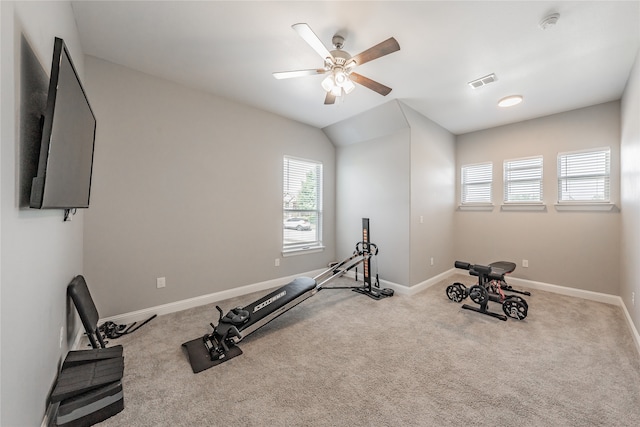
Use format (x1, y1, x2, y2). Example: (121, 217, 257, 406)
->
(447, 261, 530, 321)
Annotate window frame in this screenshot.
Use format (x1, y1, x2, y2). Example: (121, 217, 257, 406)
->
(503, 155, 544, 205)
(556, 147, 611, 205)
(460, 162, 493, 209)
(282, 155, 324, 256)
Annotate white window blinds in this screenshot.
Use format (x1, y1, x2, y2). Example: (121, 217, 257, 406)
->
(461, 162, 492, 204)
(283, 156, 323, 251)
(557, 148, 610, 202)
(504, 156, 543, 202)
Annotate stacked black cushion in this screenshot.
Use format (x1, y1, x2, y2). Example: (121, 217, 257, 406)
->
(51, 346, 124, 427)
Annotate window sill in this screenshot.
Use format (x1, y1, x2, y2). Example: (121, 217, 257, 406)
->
(282, 246, 325, 257)
(501, 203, 547, 212)
(554, 203, 617, 212)
(457, 204, 494, 212)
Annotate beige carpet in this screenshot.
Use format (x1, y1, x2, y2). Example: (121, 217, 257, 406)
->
(93, 274, 640, 426)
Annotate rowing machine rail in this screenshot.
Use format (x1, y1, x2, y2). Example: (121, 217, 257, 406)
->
(201, 218, 393, 364)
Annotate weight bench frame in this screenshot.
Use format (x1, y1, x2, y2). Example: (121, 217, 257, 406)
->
(448, 261, 530, 321)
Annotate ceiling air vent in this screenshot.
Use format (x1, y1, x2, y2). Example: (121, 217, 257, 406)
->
(468, 73, 497, 89)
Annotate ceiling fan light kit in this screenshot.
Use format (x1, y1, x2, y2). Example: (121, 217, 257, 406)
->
(273, 23, 400, 104)
(539, 12, 560, 30)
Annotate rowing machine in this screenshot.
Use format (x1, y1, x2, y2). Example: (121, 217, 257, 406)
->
(182, 218, 393, 373)
(446, 261, 530, 321)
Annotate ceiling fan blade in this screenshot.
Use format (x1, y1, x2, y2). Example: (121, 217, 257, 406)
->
(292, 23, 335, 62)
(349, 37, 400, 67)
(273, 69, 327, 79)
(350, 72, 393, 96)
(324, 92, 336, 105)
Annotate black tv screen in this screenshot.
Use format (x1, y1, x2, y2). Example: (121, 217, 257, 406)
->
(30, 37, 96, 210)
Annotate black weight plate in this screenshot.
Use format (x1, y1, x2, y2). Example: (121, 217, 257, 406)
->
(469, 284, 488, 305)
(446, 284, 465, 303)
(503, 298, 528, 320)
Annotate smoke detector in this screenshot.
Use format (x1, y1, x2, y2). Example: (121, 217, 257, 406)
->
(539, 13, 560, 30)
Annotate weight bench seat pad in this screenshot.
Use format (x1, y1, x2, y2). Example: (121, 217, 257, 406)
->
(51, 357, 124, 403)
(55, 380, 124, 427)
(182, 337, 243, 374)
(489, 261, 517, 275)
(237, 276, 317, 332)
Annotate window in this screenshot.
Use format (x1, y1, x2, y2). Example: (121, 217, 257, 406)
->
(557, 148, 610, 203)
(283, 156, 323, 253)
(461, 162, 493, 204)
(503, 156, 543, 203)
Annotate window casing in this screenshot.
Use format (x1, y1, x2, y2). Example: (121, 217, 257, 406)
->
(283, 156, 323, 253)
(557, 148, 610, 203)
(503, 156, 543, 203)
(461, 162, 493, 204)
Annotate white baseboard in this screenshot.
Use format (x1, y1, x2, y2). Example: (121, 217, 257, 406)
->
(508, 276, 620, 305)
(74, 268, 640, 358)
(98, 269, 325, 327)
(619, 297, 640, 356)
(405, 268, 457, 296)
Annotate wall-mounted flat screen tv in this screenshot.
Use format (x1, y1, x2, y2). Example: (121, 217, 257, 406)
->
(30, 37, 96, 210)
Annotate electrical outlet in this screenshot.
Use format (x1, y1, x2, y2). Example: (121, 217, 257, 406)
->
(522, 259, 529, 268)
(633, 292, 635, 306)
(157, 277, 166, 289)
(59, 326, 64, 348)
(275, 258, 280, 267)
(420, 216, 424, 224)
(430, 257, 434, 266)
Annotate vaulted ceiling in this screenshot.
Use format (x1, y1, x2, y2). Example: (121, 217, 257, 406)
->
(71, 1, 640, 135)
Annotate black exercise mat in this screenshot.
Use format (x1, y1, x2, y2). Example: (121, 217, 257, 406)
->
(182, 337, 242, 373)
(51, 357, 124, 402)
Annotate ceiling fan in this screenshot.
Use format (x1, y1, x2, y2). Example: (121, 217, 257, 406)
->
(273, 23, 400, 105)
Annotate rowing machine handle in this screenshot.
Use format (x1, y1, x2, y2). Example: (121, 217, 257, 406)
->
(454, 261, 471, 270)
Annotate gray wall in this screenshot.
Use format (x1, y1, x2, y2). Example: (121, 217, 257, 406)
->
(332, 101, 457, 288)
(403, 105, 456, 286)
(1, 2, 85, 425)
(455, 101, 621, 294)
(336, 128, 411, 286)
(82, 57, 336, 318)
(620, 49, 640, 331)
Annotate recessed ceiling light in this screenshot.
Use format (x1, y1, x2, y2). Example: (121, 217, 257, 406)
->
(498, 95, 523, 107)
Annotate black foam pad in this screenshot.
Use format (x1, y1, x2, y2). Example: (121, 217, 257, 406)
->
(63, 346, 123, 369)
(51, 357, 124, 402)
(67, 275, 100, 338)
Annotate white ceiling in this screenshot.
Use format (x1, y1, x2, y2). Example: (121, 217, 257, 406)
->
(71, 1, 640, 135)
